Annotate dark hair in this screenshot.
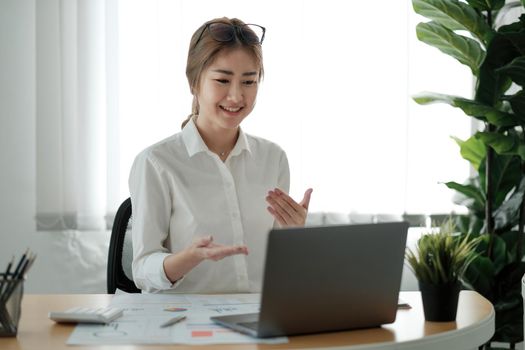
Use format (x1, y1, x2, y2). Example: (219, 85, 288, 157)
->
(181, 17, 264, 129)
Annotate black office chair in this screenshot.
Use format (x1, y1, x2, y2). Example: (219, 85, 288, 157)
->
(107, 197, 141, 293)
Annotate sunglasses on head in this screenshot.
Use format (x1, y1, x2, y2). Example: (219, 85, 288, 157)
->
(194, 22, 266, 48)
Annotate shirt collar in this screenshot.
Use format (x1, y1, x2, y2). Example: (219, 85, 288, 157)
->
(230, 127, 251, 157)
(182, 117, 252, 158)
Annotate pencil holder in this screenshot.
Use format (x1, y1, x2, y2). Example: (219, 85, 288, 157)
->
(0, 273, 24, 337)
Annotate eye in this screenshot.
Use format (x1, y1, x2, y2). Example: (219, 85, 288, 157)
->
(243, 80, 257, 86)
(215, 79, 229, 84)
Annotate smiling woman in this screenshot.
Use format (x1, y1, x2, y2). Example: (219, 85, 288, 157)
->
(128, 16, 313, 294)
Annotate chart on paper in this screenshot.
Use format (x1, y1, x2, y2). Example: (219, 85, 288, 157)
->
(67, 293, 287, 345)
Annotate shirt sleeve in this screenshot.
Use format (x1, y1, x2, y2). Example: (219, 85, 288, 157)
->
(129, 151, 179, 292)
(278, 149, 290, 194)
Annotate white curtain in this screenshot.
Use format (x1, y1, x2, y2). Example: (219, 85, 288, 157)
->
(35, 0, 119, 231)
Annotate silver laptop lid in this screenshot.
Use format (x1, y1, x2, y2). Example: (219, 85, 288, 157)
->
(256, 222, 409, 337)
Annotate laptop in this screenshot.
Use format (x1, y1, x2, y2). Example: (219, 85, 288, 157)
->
(211, 221, 409, 338)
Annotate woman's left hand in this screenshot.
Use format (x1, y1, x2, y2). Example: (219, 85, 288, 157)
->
(266, 188, 313, 227)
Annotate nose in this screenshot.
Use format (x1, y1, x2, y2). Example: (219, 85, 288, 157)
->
(227, 82, 243, 103)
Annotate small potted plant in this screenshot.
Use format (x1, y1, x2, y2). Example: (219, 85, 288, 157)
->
(405, 218, 480, 322)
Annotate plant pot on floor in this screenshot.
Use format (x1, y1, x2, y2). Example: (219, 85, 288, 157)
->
(419, 280, 461, 322)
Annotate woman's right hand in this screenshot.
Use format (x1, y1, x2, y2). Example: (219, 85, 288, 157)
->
(163, 235, 248, 283)
(190, 235, 248, 261)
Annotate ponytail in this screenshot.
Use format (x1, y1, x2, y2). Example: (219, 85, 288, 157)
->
(181, 96, 199, 129)
(181, 114, 193, 129)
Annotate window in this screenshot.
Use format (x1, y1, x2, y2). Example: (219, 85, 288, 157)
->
(35, 1, 473, 231)
(118, 0, 472, 214)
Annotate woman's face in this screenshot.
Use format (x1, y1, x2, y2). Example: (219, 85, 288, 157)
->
(196, 48, 259, 131)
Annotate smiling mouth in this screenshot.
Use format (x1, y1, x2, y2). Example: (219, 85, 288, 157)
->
(220, 106, 243, 113)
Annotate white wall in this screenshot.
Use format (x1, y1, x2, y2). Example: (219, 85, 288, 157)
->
(0, 0, 107, 294)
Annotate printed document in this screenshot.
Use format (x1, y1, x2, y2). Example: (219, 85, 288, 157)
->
(67, 293, 288, 345)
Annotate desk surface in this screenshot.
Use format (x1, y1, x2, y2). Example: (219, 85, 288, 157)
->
(1, 291, 494, 350)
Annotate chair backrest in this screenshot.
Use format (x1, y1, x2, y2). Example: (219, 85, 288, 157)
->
(107, 197, 141, 293)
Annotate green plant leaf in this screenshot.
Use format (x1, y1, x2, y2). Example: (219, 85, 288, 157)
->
(454, 98, 517, 126)
(497, 56, 525, 87)
(494, 177, 525, 232)
(475, 32, 524, 105)
(467, 0, 505, 11)
(489, 260, 525, 343)
(501, 31, 525, 56)
(498, 14, 525, 33)
(445, 181, 485, 207)
(477, 152, 521, 212)
(495, 262, 525, 301)
(476, 65, 513, 106)
(451, 135, 486, 170)
(466, 0, 503, 11)
(463, 254, 495, 299)
(415, 22, 486, 74)
(476, 131, 525, 160)
(491, 261, 525, 343)
(490, 154, 522, 209)
(412, 92, 457, 105)
(474, 234, 508, 274)
(413, 92, 518, 126)
(508, 89, 525, 120)
(500, 231, 525, 262)
(466, 0, 505, 11)
(412, 0, 493, 44)
(449, 179, 486, 215)
(493, 298, 524, 343)
(491, 235, 509, 274)
(455, 214, 484, 235)
(495, 295, 522, 312)
(520, 144, 525, 160)
(491, 0, 506, 10)
(476, 131, 515, 152)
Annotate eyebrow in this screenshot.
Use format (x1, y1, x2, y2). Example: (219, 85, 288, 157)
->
(212, 69, 258, 77)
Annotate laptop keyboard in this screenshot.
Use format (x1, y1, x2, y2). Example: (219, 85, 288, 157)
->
(238, 321, 259, 331)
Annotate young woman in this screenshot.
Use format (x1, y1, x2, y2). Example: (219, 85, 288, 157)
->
(130, 17, 313, 293)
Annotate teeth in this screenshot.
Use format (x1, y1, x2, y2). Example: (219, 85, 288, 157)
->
(222, 106, 241, 112)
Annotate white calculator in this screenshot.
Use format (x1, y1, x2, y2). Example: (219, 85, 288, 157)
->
(49, 306, 123, 324)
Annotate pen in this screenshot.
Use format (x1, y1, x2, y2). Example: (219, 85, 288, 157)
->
(0, 256, 14, 296)
(23, 253, 37, 276)
(5, 256, 14, 277)
(12, 248, 29, 278)
(160, 315, 186, 328)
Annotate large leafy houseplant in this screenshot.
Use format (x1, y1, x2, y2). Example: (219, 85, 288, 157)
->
(411, 0, 525, 346)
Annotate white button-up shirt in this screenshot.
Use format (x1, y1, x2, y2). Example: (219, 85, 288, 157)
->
(129, 119, 290, 293)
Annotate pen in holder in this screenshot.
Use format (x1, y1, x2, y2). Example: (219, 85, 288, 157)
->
(0, 274, 24, 336)
(0, 250, 36, 337)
